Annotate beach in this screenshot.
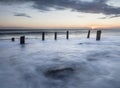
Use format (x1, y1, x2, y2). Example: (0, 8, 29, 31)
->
(0, 29, 120, 88)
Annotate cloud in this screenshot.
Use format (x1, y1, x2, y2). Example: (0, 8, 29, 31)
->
(14, 13, 31, 18)
(0, 0, 30, 5)
(1, 0, 120, 18)
(32, 0, 120, 16)
(99, 14, 120, 19)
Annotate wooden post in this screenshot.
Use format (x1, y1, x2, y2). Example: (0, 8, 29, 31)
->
(66, 31, 69, 40)
(20, 36, 25, 44)
(54, 32, 57, 40)
(96, 30, 102, 41)
(42, 32, 45, 41)
(11, 38, 15, 42)
(87, 30, 90, 38)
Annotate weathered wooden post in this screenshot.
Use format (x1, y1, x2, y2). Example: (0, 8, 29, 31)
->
(54, 32, 57, 40)
(20, 36, 25, 44)
(96, 30, 102, 41)
(11, 37, 15, 42)
(42, 32, 45, 41)
(66, 31, 69, 40)
(87, 30, 90, 38)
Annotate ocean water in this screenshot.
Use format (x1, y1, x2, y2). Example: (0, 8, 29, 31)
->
(0, 29, 120, 88)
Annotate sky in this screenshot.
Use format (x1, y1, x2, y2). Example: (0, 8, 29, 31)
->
(0, 0, 120, 29)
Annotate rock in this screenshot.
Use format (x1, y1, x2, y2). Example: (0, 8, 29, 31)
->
(79, 43, 83, 45)
(44, 67, 74, 79)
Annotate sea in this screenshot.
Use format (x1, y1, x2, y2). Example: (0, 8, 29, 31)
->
(0, 29, 120, 88)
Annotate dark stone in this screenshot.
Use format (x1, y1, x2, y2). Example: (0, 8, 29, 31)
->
(11, 38, 15, 41)
(79, 43, 83, 45)
(44, 67, 74, 79)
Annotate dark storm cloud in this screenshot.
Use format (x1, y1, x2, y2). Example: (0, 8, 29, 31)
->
(14, 13, 31, 18)
(0, 0, 120, 17)
(0, 0, 30, 4)
(32, 0, 120, 17)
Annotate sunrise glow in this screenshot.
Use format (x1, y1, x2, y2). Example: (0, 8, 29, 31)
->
(0, 0, 120, 29)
